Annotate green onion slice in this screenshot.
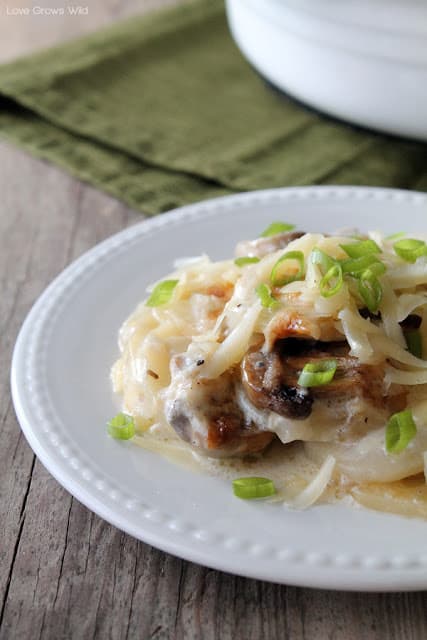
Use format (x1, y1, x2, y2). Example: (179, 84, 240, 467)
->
(319, 264, 343, 298)
(393, 238, 427, 263)
(310, 248, 336, 274)
(107, 413, 135, 440)
(366, 262, 387, 277)
(358, 269, 382, 313)
(270, 250, 305, 287)
(260, 221, 295, 237)
(146, 279, 179, 307)
(297, 359, 337, 387)
(255, 283, 278, 308)
(234, 256, 260, 267)
(385, 410, 417, 454)
(405, 330, 423, 359)
(386, 231, 406, 241)
(232, 477, 276, 499)
(340, 239, 381, 258)
(341, 254, 386, 277)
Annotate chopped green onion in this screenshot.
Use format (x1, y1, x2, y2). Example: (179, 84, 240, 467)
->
(341, 254, 386, 277)
(232, 477, 276, 499)
(270, 250, 305, 287)
(297, 359, 337, 387)
(234, 256, 260, 267)
(340, 239, 381, 258)
(385, 410, 417, 454)
(310, 248, 336, 274)
(107, 413, 135, 440)
(393, 238, 427, 263)
(260, 221, 295, 237)
(358, 269, 382, 313)
(386, 231, 406, 241)
(405, 330, 423, 359)
(360, 261, 386, 277)
(255, 283, 278, 308)
(146, 279, 179, 307)
(319, 264, 343, 298)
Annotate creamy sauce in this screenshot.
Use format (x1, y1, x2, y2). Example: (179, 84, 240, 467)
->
(114, 230, 427, 519)
(134, 424, 337, 505)
(134, 423, 427, 517)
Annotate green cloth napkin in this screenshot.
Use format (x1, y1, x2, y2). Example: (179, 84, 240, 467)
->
(0, 0, 426, 215)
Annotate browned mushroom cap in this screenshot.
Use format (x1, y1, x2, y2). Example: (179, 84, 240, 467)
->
(165, 367, 275, 458)
(167, 399, 275, 457)
(241, 338, 405, 422)
(206, 416, 275, 456)
(242, 348, 313, 420)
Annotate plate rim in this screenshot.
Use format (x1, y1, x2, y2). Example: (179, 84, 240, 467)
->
(11, 185, 427, 592)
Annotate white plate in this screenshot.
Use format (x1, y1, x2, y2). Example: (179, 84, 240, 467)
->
(11, 186, 427, 592)
(226, 0, 427, 142)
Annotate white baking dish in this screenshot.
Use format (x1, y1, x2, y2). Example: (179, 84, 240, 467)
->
(225, 0, 427, 141)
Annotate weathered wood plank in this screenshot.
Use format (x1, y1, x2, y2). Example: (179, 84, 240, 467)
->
(0, 0, 154, 627)
(2, 104, 427, 640)
(0, 141, 141, 639)
(2, 1, 427, 639)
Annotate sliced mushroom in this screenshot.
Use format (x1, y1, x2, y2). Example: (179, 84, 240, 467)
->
(241, 338, 407, 432)
(241, 349, 313, 419)
(164, 356, 274, 457)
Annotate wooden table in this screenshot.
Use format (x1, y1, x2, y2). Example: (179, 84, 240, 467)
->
(1, 2, 427, 638)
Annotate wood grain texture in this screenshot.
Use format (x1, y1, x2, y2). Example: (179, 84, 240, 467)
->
(1, 2, 427, 639)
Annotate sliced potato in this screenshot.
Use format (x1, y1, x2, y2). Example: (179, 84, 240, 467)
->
(351, 474, 427, 519)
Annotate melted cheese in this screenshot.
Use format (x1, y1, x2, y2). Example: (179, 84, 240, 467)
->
(112, 229, 427, 517)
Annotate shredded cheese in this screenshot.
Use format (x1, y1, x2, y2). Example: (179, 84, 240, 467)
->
(111, 228, 427, 516)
